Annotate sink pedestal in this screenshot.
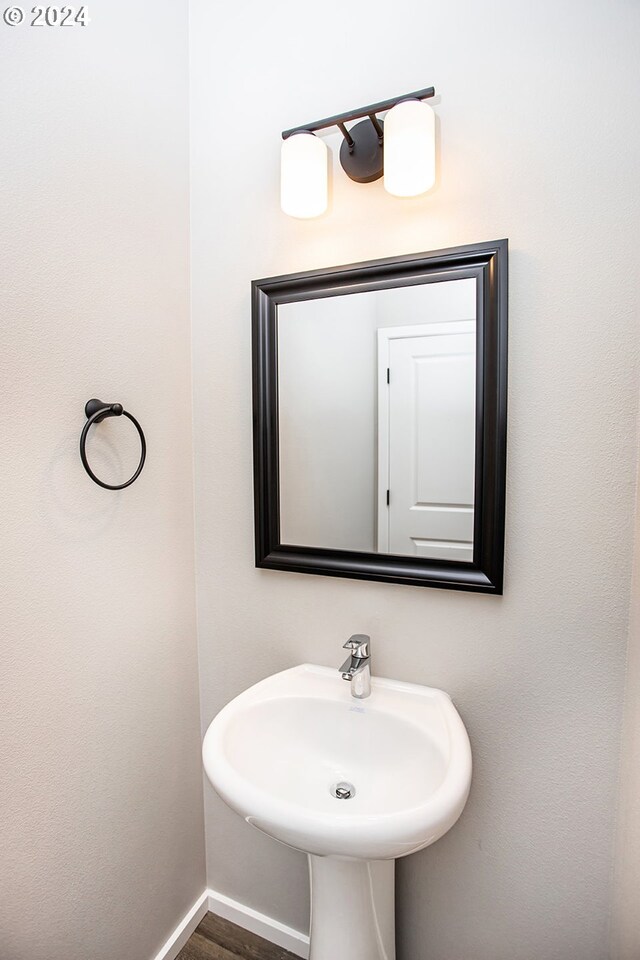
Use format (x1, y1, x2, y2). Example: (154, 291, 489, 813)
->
(308, 855, 395, 960)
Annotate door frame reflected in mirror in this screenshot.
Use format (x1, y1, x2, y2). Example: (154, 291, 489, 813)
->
(252, 239, 508, 593)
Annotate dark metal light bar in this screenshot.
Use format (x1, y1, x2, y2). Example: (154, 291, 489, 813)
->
(281, 86, 436, 140)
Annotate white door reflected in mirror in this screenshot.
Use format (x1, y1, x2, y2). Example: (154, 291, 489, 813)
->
(277, 277, 477, 562)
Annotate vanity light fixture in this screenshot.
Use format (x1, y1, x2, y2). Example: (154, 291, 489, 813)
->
(280, 86, 436, 218)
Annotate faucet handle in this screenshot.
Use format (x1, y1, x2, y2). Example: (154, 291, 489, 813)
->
(343, 634, 370, 658)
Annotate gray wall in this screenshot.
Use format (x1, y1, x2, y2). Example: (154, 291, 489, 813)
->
(612, 438, 640, 960)
(0, 3, 206, 958)
(190, 1, 640, 959)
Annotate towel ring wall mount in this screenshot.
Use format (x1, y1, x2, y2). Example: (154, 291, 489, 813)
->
(80, 398, 146, 490)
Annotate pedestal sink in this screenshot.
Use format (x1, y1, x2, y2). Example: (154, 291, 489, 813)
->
(202, 664, 472, 960)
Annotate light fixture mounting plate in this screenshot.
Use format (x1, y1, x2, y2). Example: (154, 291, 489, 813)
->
(339, 119, 384, 184)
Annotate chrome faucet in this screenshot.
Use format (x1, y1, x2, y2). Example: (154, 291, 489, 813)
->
(340, 634, 371, 699)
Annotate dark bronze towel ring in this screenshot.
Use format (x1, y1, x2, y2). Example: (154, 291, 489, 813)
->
(80, 398, 146, 490)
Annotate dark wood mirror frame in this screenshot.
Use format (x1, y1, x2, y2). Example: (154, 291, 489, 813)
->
(252, 239, 508, 594)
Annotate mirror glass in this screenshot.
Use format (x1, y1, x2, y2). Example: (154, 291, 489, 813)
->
(277, 278, 477, 562)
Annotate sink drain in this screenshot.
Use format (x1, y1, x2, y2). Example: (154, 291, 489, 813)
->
(331, 781, 356, 800)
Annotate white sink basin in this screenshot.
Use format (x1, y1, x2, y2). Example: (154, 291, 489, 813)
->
(203, 663, 472, 960)
(203, 663, 471, 859)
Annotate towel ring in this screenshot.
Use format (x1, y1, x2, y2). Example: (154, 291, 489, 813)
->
(80, 398, 146, 490)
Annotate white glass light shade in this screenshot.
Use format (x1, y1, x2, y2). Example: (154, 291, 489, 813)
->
(384, 100, 436, 198)
(281, 132, 328, 219)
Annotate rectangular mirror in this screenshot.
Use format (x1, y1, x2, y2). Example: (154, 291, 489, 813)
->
(252, 240, 507, 593)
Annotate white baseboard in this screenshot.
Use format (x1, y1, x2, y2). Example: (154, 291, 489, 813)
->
(151, 889, 209, 960)
(151, 886, 310, 960)
(207, 887, 310, 959)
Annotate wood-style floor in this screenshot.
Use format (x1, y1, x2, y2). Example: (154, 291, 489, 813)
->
(175, 913, 300, 960)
